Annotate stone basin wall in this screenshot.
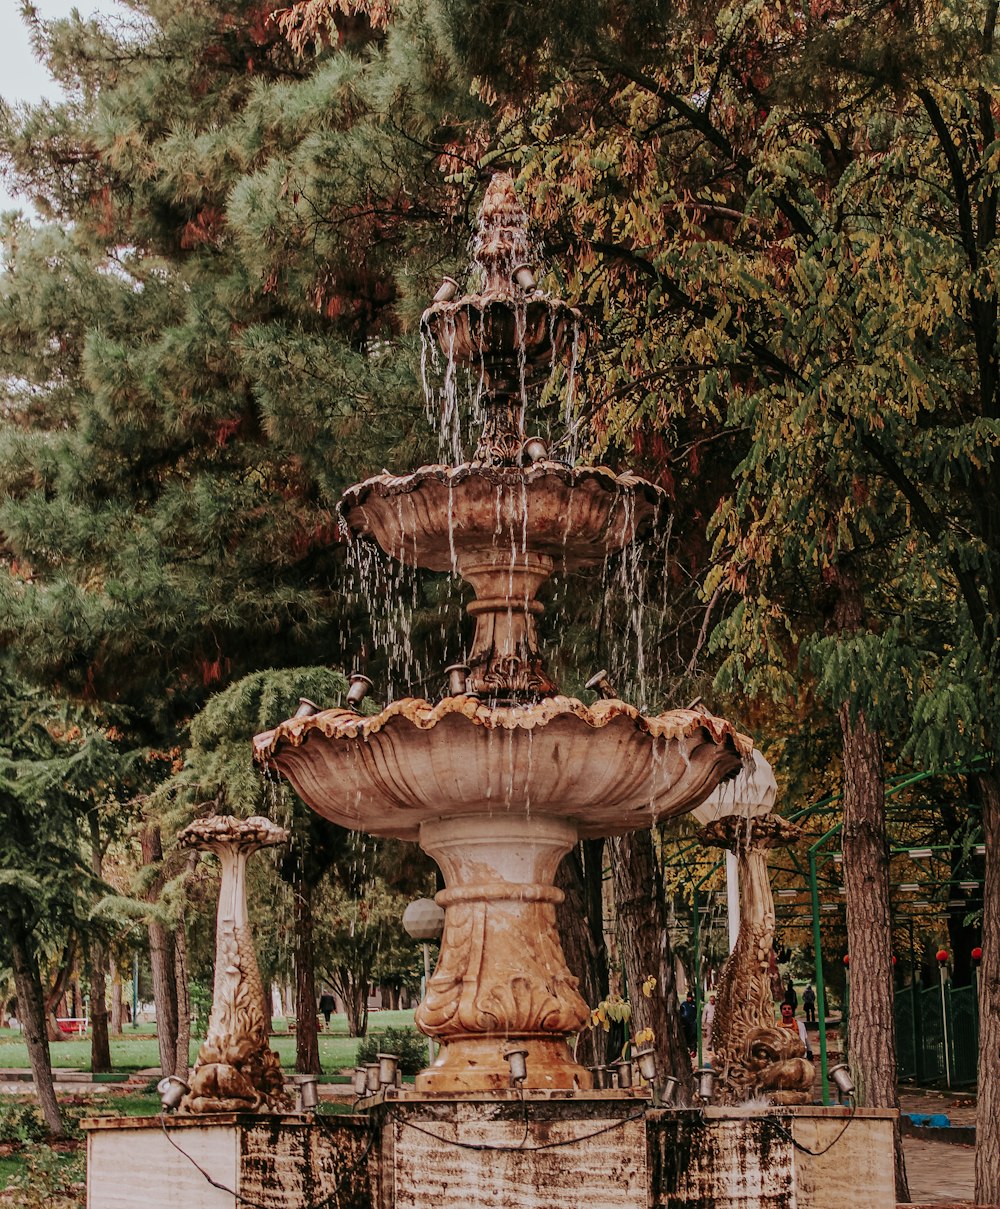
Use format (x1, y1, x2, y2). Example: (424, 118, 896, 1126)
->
(84, 1099, 896, 1209)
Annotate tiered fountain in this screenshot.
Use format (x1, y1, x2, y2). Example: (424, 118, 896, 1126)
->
(85, 175, 898, 1209)
(255, 173, 750, 1095)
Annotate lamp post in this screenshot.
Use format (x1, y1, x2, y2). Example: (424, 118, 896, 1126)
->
(402, 897, 445, 1065)
(936, 949, 951, 1088)
(972, 945, 982, 1039)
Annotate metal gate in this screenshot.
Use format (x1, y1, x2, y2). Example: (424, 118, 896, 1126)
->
(894, 978, 979, 1087)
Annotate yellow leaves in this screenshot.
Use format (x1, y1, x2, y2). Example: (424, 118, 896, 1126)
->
(591, 992, 631, 1030)
(634, 1027, 655, 1047)
(642, 975, 657, 997)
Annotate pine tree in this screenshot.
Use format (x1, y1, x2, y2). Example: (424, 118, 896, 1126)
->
(0, 0, 484, 1075)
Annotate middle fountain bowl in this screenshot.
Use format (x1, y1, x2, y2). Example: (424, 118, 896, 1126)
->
(340, 461, 665, 573)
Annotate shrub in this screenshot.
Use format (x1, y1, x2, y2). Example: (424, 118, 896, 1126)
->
(0, 1099, 47, 1144)
(355, 1026, 427, 1075)
(3, 1144, 85, 1208)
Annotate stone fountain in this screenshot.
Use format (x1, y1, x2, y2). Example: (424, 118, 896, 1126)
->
(84, 175, 898, 1209)
(255, 173, 750, 1096)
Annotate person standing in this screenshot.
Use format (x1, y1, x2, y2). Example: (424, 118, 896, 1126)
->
(318, 992, 335, 1026)
(778, 1002, 813, 1060)
(702, 994, 717, 1051)
(802, 984, 816, 1025)
(679, 990, 697, 1053)
(782, 978, 798, 1011)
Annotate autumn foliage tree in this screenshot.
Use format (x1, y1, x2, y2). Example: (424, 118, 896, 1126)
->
(423, 0, 1000, 1196)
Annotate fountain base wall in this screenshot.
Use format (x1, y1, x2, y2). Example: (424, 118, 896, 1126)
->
(84, 1100, 896, 1209)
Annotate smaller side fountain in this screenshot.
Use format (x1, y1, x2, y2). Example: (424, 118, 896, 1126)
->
(178, 814, 290, 1113)
(699, 812, 814, 1105)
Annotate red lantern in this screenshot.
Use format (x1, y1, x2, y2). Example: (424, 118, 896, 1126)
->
(972, 946, 983, 964)
(936, 949, 949, 965)
(843, 954, 850, 967)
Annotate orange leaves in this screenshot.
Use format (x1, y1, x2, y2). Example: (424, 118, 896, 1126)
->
(214, 417, 242, 447)
(270, 0, 394, 59)
(180, 206, 226, 250)
(198, 657, 230, 687)
(287, 513, 339, 559)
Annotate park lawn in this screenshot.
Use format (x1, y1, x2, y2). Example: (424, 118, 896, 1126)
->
(0, 1010, 418, 1074)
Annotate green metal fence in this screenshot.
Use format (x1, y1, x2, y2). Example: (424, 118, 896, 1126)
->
(894, 978, 979, 1087)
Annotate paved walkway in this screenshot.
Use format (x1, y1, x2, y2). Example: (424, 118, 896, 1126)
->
(903, 1136, 976, 1204)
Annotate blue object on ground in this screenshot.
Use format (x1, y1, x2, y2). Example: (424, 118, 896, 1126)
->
(905, 1112, 952, 1128)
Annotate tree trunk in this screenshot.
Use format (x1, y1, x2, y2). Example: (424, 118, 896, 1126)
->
(835, 574, 908, 1202)
(556, 842, 608, 1068)
(88, 938, 112, 1073)
(87, 810, 112, 1073)
(294, 879, 321, 1074)
(173, 922, 191, 1081)
(335, 969, 369, 1038)
(975, 769, 1000, 1204)
(44, 943, 75, 1042)
(110, 958, 123, 1035)
(141, 822, 179, 1077)
(610, 829, 693, 1102)
(11, 926, 64, 1138)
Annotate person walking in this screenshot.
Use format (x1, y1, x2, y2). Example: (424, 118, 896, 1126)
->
(318, 992, 335, 1026)
(802, 985, 816, 1025)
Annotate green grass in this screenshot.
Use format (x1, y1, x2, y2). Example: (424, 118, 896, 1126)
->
(0, 1009, 419, 1074)
(0, 1156, 22, 1185)
(0, 1144, 85, 1201)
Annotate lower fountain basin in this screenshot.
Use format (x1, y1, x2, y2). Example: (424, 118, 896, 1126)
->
(254, 696, 750, 841)
(85, 1102, 898, 1209)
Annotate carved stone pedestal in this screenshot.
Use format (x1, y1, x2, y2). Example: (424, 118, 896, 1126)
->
(177, 815, 289, 1114)
(414, 814, 592, 1092)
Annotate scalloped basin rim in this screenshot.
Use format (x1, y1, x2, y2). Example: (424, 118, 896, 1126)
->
(254, 695, 752, 761)
(340, 460, 666, 510)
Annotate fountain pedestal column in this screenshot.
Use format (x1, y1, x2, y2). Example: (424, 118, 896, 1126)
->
(459, 551, 556, 698)
(414, 814, 593, 1092)
(177, 815, 289, 1113)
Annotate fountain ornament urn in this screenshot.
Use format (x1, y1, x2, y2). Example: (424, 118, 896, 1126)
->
(255, 174, 753, 1093)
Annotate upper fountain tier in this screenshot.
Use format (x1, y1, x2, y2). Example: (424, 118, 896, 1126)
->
(340, 174, 666, 698)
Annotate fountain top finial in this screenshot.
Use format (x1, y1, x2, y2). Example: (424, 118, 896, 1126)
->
(472, 172, 533, 295)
